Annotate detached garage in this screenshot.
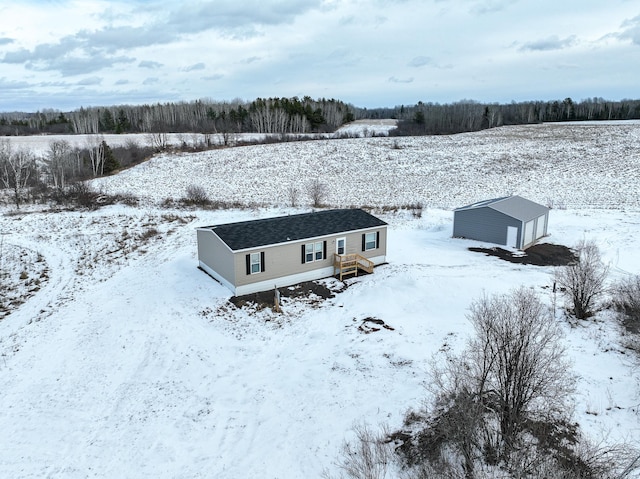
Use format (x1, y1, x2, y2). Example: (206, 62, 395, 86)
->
(453, 195, 549, 249)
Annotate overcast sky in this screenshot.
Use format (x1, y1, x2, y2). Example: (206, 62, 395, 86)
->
(1, 0, 639, 112)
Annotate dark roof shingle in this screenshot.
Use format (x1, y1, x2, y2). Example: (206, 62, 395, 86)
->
(201, 209, 387, 251)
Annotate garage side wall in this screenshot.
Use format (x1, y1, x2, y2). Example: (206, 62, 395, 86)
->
(453, 208, 521, 246)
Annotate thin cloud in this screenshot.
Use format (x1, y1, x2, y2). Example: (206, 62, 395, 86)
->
(183, 62, 206, 72)
(0, 77, 30, 89)
(0, 37, 13, 46)
(77, 76, 102, 86)
(143, 77, 160, 85)
(408, 56, 433, 67)
(166, 0, 322, 35)
(388, 76, 414, 84)
(139, 60, 163, 69)
(202, 74, 224, 81)
(520, 35, 577, 52)
(28, 55, 135, 76)
(470, 0, 511, 15)
(619, 15, 640, 46)
(241, 56, 261, 64)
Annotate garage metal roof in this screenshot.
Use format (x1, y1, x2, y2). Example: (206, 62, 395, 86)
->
(455, 195, 549, 222)
(199, 208, 387, 251)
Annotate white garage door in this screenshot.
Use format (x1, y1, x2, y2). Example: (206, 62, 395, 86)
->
(535, 214, 546, 240)
(523, 219, 535, 246)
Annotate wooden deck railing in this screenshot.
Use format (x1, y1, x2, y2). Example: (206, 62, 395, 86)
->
(334, 253, 374, 281)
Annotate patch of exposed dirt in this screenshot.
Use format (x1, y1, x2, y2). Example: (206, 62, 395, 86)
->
(230, 280, 347, 310)
(358, 317, 395, 334)
(469, 243, 577, 266)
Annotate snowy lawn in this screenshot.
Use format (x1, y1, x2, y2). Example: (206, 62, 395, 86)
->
(0, 121, 639, 478)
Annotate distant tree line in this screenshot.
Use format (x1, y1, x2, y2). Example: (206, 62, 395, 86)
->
(367, 97, 640, 135)
(2, 96, 639, 137)
(0, 97, 355, 136)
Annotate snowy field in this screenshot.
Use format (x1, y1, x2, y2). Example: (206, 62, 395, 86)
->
(1, 119, 398, 156)
(0, 121, 639, 478)
(88, 120, 640, 210)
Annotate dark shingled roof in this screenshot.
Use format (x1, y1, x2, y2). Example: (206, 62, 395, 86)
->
(201, 209, 387, 251)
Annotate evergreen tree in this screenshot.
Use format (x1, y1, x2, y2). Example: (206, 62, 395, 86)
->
(115, 109, 131, 133)
(100, 110, 116, 132)
(101, 141, 120, 174)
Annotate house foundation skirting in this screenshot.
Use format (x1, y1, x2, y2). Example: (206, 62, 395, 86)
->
(234, 266, 336, 296)
(199, 261, 236, 293)
(200, 255, 386, 296)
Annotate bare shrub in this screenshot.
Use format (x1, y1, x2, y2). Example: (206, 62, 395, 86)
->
(183, 184, 210, 206)
(611, 275, 640, 326)
(410, 202, 423, 218)
(114, 191, 139, 207)
(308, 178, 328, 207)
(139, 227, 159, 241)
(325, 423, 394, 479)
(67, 182, 100, 209)
(288, 184, 299, 207)
(555, 240, 608, 319)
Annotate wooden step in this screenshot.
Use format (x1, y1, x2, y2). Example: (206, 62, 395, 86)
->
(334, 253, 375, 280)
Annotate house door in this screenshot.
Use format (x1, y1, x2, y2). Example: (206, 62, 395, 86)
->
(336, 237, 346, 255)
(506, 226, 518, 248)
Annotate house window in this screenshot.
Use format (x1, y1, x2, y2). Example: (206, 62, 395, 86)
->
(364, 232, 377, 251)
(302, 241, 326, 263)
(250, 252, 261, 274)
(246, 251, 265, 275)
(336, 237, 346, 255)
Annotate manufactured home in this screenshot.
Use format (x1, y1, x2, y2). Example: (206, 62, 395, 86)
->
(197, 209, 388, 295)
(453, 195, 549, 249)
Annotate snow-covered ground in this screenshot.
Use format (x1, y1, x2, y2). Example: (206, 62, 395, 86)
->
(0, 121, 639, 478)
(86, 120, 640, 210)
(1, 119, 397, 157)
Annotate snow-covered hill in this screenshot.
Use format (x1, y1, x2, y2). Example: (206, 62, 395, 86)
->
(86, 121, 640, 210)
(0, 122, 639, 478)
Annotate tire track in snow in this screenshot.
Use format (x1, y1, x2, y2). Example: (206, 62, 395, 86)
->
(0, 235, 78, 360)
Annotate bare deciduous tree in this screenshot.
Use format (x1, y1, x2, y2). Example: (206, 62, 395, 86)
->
(466, 288, 573, 458)
(555, 240, 608, 319)
(0, 140, 36, 209)
(399, 288, 577, 477)
(85, 135, 106, 177)
(146, 131, 168, 152)
(45, 140, 73, 189)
